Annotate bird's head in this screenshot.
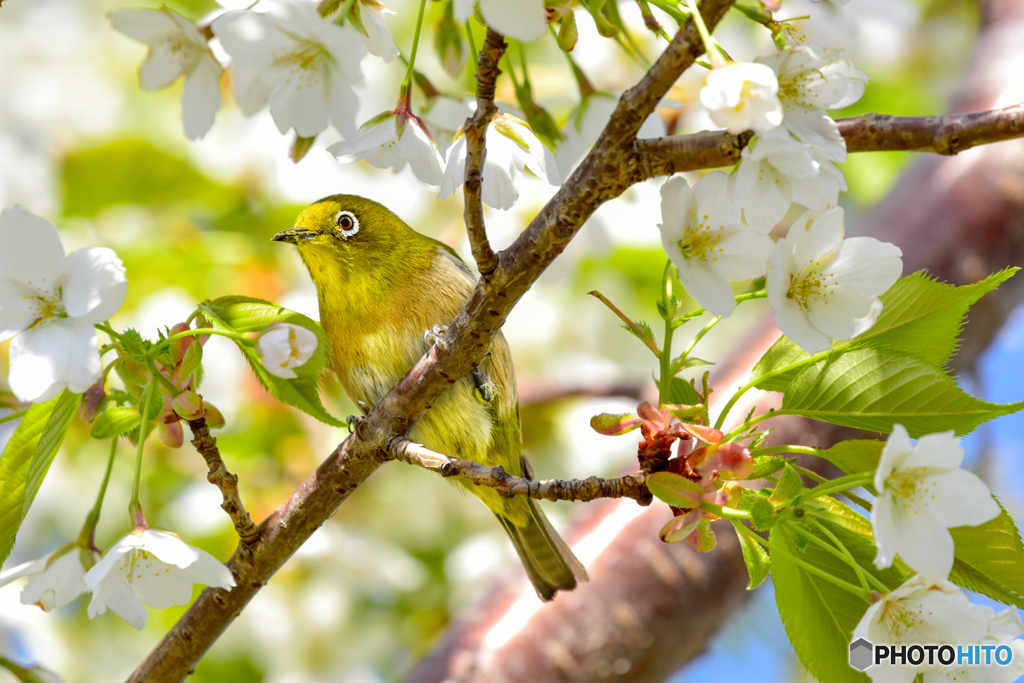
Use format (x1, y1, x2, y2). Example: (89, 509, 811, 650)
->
(271, 194, 418, 264)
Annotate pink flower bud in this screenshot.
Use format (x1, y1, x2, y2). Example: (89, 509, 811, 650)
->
(714, 442, 754, 480)
(716, 481, 743, 508)
(659, 509, 702, 543)
(172, 391, 204, 421)
(168, 322, 192, 366)
(81, 379, 106, 422)
(203, 403, 225, 429)
(158, 421, 184, 448)
(590, 412, 643, 436)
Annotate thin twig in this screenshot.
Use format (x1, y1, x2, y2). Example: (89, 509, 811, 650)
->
(387, 437, 654, 505)
(632, 103, 1024, 179)
(187, 417, 261, 546)
(463, 28, 506, 280)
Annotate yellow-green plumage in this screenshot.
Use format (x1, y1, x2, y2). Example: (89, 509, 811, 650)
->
(273, 195, 587, 600)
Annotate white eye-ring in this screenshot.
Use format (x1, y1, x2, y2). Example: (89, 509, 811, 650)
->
(336, 211, 359, 238)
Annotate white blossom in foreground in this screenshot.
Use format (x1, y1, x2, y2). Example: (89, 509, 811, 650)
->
(453, 0, 547, 42)
(872, 424, 1000, 582)
(85, 528, 235, 629)
(257, 322, 318, 379)
(438, 113, 559, 211)
(0, 545, 147, 628)
(758, 45, 868, 161)
(700, 62, 783, 135)
(213, 0, 364, 138)
(0, 206, 127, 403)
(109, 8, 223, 140)
(728, 131, 847, 232)
(355, 0, 399, 62)
(659, 172, 774, 317)
(329, 107, 445, 185)
(853, 575, 1024, 683)
(766, 206, 901, 354)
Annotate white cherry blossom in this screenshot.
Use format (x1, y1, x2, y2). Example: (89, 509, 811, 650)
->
(766, 206, 902, 354)
(853, 576, 996, 683)
(257, 322, 318, 379)
(758, 45, 868, 161)
(329, 108, 445, 185)
(438, 113, 559, 211)
(213, 0, 365, 138)
(659, 172, 775, 318)
(872, 424, 1001, 582)
(700, 62, 783, 135)
(109, 8, 224, 140)
(85, 528, 235, 628)
(0, 206, 127, 403)
(454, 0, 547, 42)
(0, 544, 147, 629)
(355, 0, 398, 63)
(728, 130, 847, 232)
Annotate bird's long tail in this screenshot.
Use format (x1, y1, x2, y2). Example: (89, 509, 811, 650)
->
(496, 497, 588, 601)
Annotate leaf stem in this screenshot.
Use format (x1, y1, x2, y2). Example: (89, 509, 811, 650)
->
(682, 0, 727, 67)
(402, 0, 429, 90)
(128, 376, 156, 525)
(802, 515, 889, 593)
(588, 290, 661, 357)
(699, 500, 751, 520)
(659, 260, 676, 406)
(797, 473, 874, 503)
(752, 445, 822, 458)
(78, 438, 119, 549)
(0, 409, 28, 426)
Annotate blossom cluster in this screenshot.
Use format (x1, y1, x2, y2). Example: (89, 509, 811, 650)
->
(857, 425, 1018, 683)
(0, 527, 235, 631)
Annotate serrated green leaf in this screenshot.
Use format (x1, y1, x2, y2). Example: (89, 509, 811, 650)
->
(90, 407, 142, 439)
(858, 269, 1016, 368)
(0, 392, 80, 566)
(819, 440, 885, 475)
(771, 522, 871, 683)
(949, 505, 1024, 609)
(666, 377, 702, 405)
(204, 296, 343, 427)
(733, 521, 770, 589)
(769, 463, 804, 505)
(782, 347, 1024, 437)
(750, 496, 776, 531)
(750, 270, 1016, 393)
(750, 455, 787, 479)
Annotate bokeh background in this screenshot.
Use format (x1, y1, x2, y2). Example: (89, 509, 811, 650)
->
(1, 0, 1020, 681)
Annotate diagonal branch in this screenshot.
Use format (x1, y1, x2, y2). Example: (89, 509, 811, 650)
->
(187, 417, 260, 546)
(632, 103, 1024, 179)
(463, 28, 506, 280)
(388, 437, 653, 505)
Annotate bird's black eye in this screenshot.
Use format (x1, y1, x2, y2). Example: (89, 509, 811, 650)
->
(336, 211, 359, 238)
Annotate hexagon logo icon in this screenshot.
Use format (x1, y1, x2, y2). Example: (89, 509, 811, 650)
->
(850, 638, 874, 671)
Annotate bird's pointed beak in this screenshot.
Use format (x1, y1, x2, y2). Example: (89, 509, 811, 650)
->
(271, 227, 316, 244)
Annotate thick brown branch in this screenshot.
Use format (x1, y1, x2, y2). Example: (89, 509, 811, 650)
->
(463, 28, 506, 280)
(388, 438, 653, 505)
(633, 103, 1024, 178)
(187, 417, 260, 546)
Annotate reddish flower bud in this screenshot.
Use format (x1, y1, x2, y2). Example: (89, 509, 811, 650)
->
(158, 421, 184, 448)
(713, 442, 754, 481)
(167, 322, 192, 366)
(590, 412, 643, 436)
(172, 391, 204, 421)
(81, 379, 106, 423)
(203, 403, 225, 429)
(659, 509, 701, 543)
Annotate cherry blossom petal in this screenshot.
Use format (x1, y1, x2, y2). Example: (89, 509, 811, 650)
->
(182, 54, 223, 140)
(108, 8, 179, 43)
(806, 284, 874, 340)
(0, 285, 36, 342)
(397, 119, 445, 185)
(65, 322, 103, 394)
(479, 0, 547, 42)
(0, 206, 65, 290)
(927, 468, 1002, 529)
(103, 583, 148, 630)
(19, 550, 88, 610)
(8, 321, 74, 403)
(829, 237, 904, 298)
(679, 258, 736, 318)
(61, 247, 128, 323)
(359, 3, 399, 62)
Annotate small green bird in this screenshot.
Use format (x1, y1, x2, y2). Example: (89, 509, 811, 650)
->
(272, 194, 587, 600)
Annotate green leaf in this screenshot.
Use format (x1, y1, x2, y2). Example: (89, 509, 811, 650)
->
(0, 391, 81, 566)
(204, 296, 343, 427)
(90, 407, 142, 439)
(619, 319, 656, 347)
(62, 139, 234, 217)
(782, 347, 1024, 437)
(771, 520, 872, 683)
(750, 455, 787, 480)
(818, 440, 884, 475)
(856, 269, 1016, 368)
(666, 377, 702, 405)
(178, 341, 203, 384)
(647, 472, 703, 508)
(750, 270, 1016, 392)
(733, 522, 770, 589)
(750, 496, 776, 531)
(769, 463, 803, 505)
(949, 505, 1024, 609)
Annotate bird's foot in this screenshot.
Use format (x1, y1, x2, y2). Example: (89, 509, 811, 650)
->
(356, 400, 370, 415)
(346, 414, 363, 434)
(423, 325, 449, 353)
